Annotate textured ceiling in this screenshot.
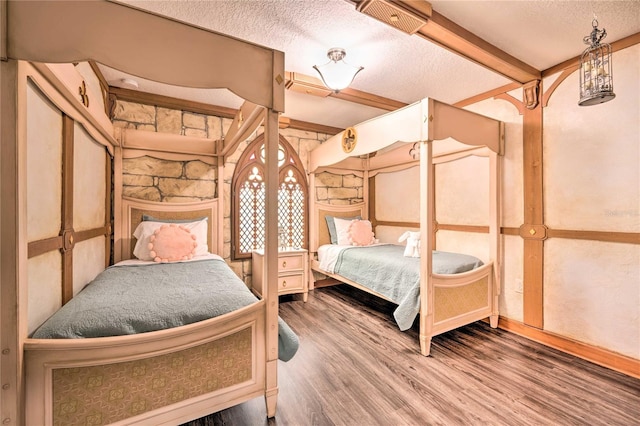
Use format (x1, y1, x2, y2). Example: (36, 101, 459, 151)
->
(103, 0, 640, 129)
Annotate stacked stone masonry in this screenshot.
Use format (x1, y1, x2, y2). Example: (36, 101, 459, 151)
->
(113, 100, 347, 286)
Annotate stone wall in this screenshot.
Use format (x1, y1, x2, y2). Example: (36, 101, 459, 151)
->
(113, 100, 224, 203)
(112, 99, 333, 286)
(314, 172, 364, 204)
(122, 157, 217, 202)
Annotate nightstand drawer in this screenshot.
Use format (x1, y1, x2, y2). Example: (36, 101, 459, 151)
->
(252, 248, 308, 302)
(278, 274, 303, 292)
(279, 254, 304, 272)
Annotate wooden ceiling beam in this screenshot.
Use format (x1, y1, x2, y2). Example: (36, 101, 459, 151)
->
(109, 86, 237, 119)
(285, 71, 407, 111)
(411, 8, 541, 84)
(352, 0, 541, 84)
(543, 31, 640, 77)
(221, 101, 266, 159)
(109, 86, 343, 135)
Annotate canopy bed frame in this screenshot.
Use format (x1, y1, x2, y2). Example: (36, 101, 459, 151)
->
(4, 1, 286, 424)
(308, 98, 504, 356)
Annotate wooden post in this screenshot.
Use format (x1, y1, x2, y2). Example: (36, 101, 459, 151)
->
(263, 108, 279, 417)
(522, 80, 545, 329)
(1, 58, 24, 426)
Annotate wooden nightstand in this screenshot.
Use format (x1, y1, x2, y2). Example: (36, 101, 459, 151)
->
(252, 248, 308, 302)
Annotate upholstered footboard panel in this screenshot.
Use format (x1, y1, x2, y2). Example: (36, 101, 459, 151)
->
(51, 328, 253, 426)
(25, 302, 268, 426)
(433, 276, 489, 324)
(428, 263, 495, 342)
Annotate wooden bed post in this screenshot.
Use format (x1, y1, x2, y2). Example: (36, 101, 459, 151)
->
(216, 139, 225, 257)
(0, 58, 25, 426)
(308, 172, 317, 290)
(489, 141, 503, 328)
(264, 108, 280, 418)
(419, 139, 435, 356)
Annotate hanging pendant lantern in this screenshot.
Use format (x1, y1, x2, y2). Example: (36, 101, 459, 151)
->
(579, 17, 615, 106)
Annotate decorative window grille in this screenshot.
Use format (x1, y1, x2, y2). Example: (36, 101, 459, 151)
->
(232, 135, 308, 259)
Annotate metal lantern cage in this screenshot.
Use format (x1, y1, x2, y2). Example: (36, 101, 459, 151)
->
(579, 18, 616, 106)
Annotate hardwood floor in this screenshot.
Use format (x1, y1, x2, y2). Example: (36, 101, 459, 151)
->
(184, 285, 640, 426)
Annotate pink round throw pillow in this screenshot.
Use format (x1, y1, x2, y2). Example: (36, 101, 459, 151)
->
(148, 224, 197, 263)
(348, 219, 375, 246)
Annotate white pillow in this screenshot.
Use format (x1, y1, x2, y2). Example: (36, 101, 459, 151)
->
(133, 219, 209, 260)
(333, 217, 355, 245)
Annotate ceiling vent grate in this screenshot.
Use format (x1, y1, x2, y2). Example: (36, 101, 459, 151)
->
(357, 0, 427, 35)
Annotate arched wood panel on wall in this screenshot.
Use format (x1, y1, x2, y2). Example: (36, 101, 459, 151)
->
(23, 69, 113, 334)
(25, 81, 64, 334)
(71, 122, 108, 297)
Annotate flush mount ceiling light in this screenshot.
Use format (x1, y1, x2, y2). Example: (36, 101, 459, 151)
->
(313, 48, 364, 93)
(120, 78, 139, 90)
(579, 17, 615, 106)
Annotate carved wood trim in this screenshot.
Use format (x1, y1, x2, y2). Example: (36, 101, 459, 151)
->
(88, 60, 110, 117)
(27, 236, 63, 259)
(376, 220, 421, 228)
(541, 66, 578, 108)
(522, 103, 544, 329)
(436, 223, 490, 234)
(62, 115, 74, 231)
(501, 227, 520, 236)
(368, 176, 376, 227)
(453, 82, 521, 108)
(523, 80, 540, 110)
(547, 229, 640, 245)
(75, 226, 110, 244)
(519, 224, 548, 240)
(493, 93, 525, 115)
(105, 155, 112, 266)
(61, 114, 74, 305)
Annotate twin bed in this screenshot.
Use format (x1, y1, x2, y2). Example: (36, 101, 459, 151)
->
(25, 197, 298, 426)
(14, 2, 290, 425)
(309, 98, 504, 356)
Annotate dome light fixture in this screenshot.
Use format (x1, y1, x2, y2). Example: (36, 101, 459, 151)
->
(313, 48, 364, 93)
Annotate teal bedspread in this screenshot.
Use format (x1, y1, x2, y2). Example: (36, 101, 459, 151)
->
(31, 258, 299, 362)
(334, 244, 483, 331)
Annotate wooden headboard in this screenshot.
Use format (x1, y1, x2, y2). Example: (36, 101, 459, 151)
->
(311, 202, 366, 251)
(117, 197, 219, 262)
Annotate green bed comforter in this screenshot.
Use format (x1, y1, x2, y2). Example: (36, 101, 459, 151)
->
(31, 258, 299, 362)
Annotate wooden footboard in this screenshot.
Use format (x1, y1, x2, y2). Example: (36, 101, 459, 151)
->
(311, 259, 498, 357)
(24, 302, 267, 426)
(421, 262, 498, 356)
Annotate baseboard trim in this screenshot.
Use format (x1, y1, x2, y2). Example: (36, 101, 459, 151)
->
(498, 317, 640, 379)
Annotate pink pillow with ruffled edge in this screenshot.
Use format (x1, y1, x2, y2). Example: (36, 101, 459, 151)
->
(348, 219, 376, 246)
(148, 224, 197, 263)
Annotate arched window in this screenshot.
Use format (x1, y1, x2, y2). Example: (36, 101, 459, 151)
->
(232, 134, 308, 259)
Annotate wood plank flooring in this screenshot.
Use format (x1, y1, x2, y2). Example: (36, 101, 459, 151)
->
(184, 285, 640, 426)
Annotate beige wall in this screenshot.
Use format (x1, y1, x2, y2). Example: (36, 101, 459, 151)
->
(463, 91, 525, 323)
(466, 45, 639, 359)
(541, 44, 639, 358)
